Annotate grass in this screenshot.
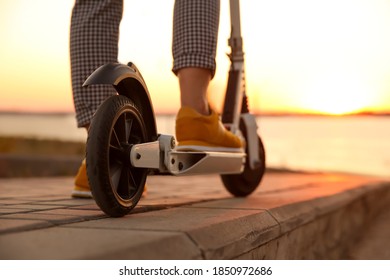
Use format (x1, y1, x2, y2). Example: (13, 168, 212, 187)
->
(0, 136, 85, 156)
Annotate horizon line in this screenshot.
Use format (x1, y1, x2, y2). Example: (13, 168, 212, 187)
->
(1, 109, 390, 117)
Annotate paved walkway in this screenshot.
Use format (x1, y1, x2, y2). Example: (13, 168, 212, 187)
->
(0, 172, 389, 259)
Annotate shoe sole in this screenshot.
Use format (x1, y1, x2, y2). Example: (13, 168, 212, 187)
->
(71, 190, 93, 199)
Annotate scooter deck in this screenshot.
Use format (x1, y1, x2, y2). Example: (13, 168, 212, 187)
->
(130, 138, 246, 176)
(168, 150, 245, 176)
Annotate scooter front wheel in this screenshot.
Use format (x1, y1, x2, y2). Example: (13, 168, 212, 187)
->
(86, 95, 148, 217)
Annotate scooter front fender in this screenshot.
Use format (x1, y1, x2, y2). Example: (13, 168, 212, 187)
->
(83, 62, 158, 141)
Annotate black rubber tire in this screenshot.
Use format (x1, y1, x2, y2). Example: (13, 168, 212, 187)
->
(221, 129, 266, 197)
(86, 95, 148, 217)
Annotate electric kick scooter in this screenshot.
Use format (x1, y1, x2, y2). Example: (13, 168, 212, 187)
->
(84, 0, 266, 217)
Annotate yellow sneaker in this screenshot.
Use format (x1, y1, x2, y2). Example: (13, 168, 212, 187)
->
(175, 106, 244, 152)
(71, 159, 148, 199)
(71, 159, 92, 198)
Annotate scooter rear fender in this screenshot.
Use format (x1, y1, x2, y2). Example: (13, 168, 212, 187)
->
(83, 62, 158, 141)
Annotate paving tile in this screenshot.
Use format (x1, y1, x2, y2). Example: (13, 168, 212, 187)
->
(137, 196, 224, 207)
(0, 173, 389, 259)
(68, 204, 101, 211)
(0, 213, 84, 224)
(0, 199, 42, 205)
(36, 208, 104, 218)
(184, 192, 316, 211)
(0, 204, 64, 211)
(0, 219, 52, 234)
(33, 199, 96, 206)
(63, 207, 280, 260)
(267, 201, 316, 233)
(0, 227, 201, 260)
(182, 179, 375, 213)
(0, 208, 34, 215)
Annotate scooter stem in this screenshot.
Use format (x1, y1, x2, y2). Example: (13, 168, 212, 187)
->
(229, 0, 244, 61)
(223, 0, 246, 133)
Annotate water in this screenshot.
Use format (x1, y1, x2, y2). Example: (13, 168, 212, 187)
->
(257, 116, 390, 177)
(0, 112, 389, 178)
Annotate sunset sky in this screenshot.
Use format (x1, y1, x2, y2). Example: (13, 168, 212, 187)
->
(1, 0, 390, 115)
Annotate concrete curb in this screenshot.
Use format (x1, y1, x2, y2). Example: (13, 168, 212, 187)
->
(238, 182, 390, 259)
(0, 174, 389, 259)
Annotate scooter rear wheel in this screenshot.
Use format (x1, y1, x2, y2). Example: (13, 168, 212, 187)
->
(86, 95, 148, 217)
(221, 132, 266, 197)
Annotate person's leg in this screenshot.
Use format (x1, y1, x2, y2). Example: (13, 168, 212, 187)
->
(178, 68, 210, 116)
(70, 0, 123, 198)
(70, 0, 123, 129)
(172, 0, 219, 116)
(172, 0, 243, 151)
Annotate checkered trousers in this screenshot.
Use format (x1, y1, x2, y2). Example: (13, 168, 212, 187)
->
(172, 0, 220, 77)
(70, 0, 220, 127)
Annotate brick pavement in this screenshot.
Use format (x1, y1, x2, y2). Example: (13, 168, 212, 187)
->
(0, 172, 389, 259)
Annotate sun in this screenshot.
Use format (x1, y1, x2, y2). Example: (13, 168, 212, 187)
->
(301, 73, 372, 115)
